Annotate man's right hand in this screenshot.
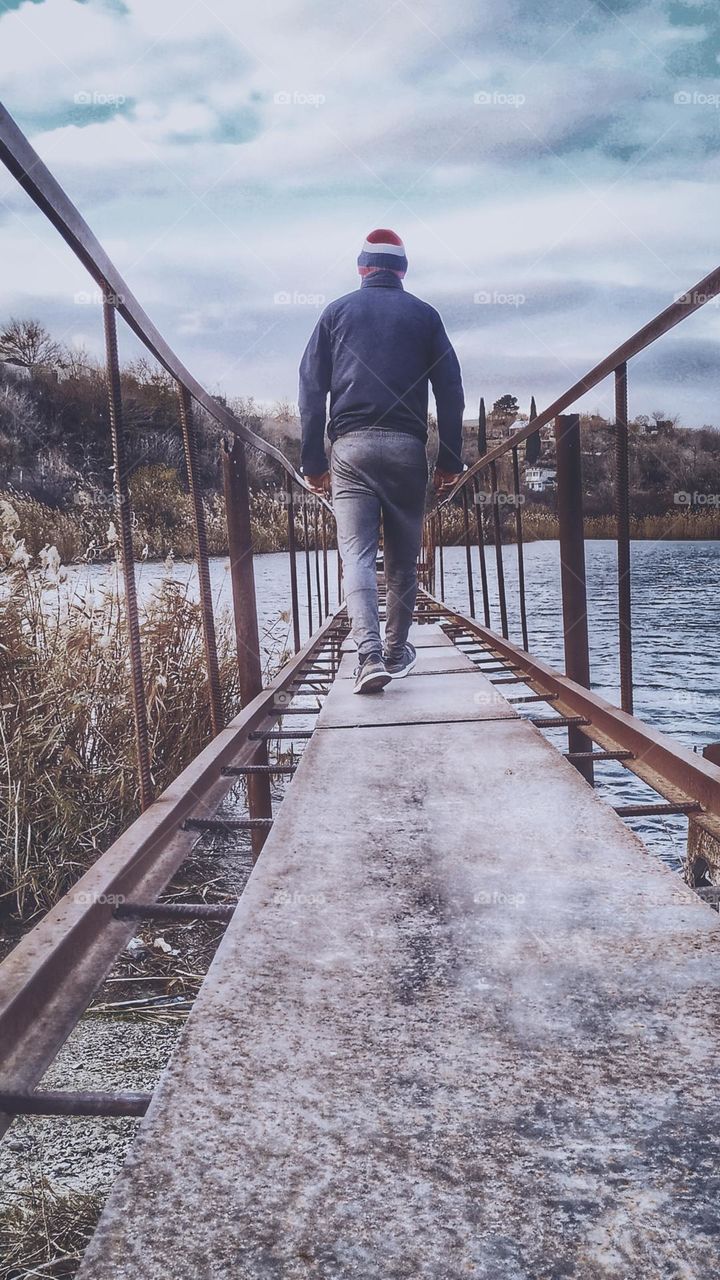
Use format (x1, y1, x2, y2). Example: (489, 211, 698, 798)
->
(305, 470, 331, 497)
(433, 467, 464, 496)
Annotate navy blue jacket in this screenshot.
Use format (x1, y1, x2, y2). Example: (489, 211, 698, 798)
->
(299, 271, 465, 475)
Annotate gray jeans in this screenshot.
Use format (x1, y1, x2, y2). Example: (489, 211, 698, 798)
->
(330, 429, 428, 661)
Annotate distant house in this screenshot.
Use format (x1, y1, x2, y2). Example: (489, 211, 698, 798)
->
(525, 465, 557, 493)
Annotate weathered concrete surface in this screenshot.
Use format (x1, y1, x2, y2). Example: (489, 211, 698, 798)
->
(341, 622, 452, 652)
(337, 646, 477, 679)
(318, 667, 516, 728)
(77, 696, 720, 1278)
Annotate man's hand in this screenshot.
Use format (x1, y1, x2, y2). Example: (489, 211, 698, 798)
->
(433, 466, 464, 496)
(305, 470, 331, 497)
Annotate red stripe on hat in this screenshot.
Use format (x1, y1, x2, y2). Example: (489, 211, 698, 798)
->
(366, 228, 403, 246)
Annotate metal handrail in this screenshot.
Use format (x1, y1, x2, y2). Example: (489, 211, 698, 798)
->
(439, 260, 720, 506)
(0, 102, 328, 506)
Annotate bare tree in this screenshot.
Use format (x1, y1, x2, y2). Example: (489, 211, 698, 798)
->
(0, 318, 64, 372)
(62, 343, 98, 379)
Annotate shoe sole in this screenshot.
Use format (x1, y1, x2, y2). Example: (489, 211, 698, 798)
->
(387, 656, 418, 680)
(353, 670, 392, 695)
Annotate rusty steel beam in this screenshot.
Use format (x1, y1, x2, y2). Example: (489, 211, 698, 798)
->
(182, 817, 275, 832)
(102, 297, 153, 811)
(489, 462, 508, 639)
(286, 477, 302, 653)
(555, 414, 594, 785)
(614, 362, 634, 714)
(614, 802, 702, 819)
(178, 383, 224, 737)
(222, 436, 273, 859)
(460, 488, 475, 618)
(302, 498, 313, 633)
(0, 609, 343, 1140)
(223, 764, 298, 776)
(0, 1091, 152, 1118)
(321, 505, 330, 618)
(115, 902, 236, 924)
(511, 446, 529, 651)
(313, 499, 323, 621)
(472, 483, 491, 628)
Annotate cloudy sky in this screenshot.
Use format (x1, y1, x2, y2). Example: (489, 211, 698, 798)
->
(1, 0, 719, 425)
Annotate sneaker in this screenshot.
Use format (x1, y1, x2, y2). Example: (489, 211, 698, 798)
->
(353, 653, 392, 695)
(384, 642, 417, 679)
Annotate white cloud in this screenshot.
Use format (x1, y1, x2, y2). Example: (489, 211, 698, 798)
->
(1, 0, 719, 424)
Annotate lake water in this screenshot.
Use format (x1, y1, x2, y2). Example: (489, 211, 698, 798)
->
(31, 539, 720, 870)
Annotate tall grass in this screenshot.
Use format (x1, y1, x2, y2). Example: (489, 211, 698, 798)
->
(436, 501, 720, 544)
(0, 466, 337, 565)
(0, 500, 243, 923)
(0, 1175, 101, 1278)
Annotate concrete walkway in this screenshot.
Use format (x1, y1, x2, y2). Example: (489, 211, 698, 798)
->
(78, 625, 720, 1279)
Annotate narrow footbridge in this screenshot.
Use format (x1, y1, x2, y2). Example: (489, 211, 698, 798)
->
(1, 104, 720, 1278)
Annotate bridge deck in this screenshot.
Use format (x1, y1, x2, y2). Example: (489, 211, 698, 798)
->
(78, 625, 720, 1279)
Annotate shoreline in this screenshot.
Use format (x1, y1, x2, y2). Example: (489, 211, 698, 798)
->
(2, 528, 720, 573)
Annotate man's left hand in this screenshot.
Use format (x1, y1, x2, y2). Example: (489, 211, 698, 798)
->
(305, 470, 331, 496)
(433, 466, 464, 496)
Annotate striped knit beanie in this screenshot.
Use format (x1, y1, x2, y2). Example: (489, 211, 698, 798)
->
(357, 228, 407, 278)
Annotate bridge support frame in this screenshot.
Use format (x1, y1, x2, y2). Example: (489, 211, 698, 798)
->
(554, 414, 594, 785)
(222, 437, 273, 857)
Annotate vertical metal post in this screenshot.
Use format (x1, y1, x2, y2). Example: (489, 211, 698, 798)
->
(615, 363, 634, 714)
(313, 499, 323, 623)
(301, 497, 313, 635)
(321, 504, 330, 618)
(221, 437, 272, 857)
(461, 487, 475, 617)
(102, 297, 153, 811)
(177, 383, 223, 737)
(437, 507, 445, 600)
(336, 541, 343, 606)
(490, 461, 508, 639)
(511, 446, 529, 651)
(285, 476, 301, 654)
(473, 479, 491, 628)
(554, 414, 594, 785)
(425, 517, 436, 597)
(430, 517, 437, 597)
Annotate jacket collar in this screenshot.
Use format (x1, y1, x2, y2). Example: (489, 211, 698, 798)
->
(360, 270, 404, 290)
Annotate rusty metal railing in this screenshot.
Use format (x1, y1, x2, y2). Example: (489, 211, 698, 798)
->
(424, 261, 720, 872)
(0, 102, 335, 814)
(431, 262, 720, 725)
(0, 101, 352, 1129)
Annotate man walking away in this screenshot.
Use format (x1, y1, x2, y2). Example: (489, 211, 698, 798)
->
(299, 229, 465, 693)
